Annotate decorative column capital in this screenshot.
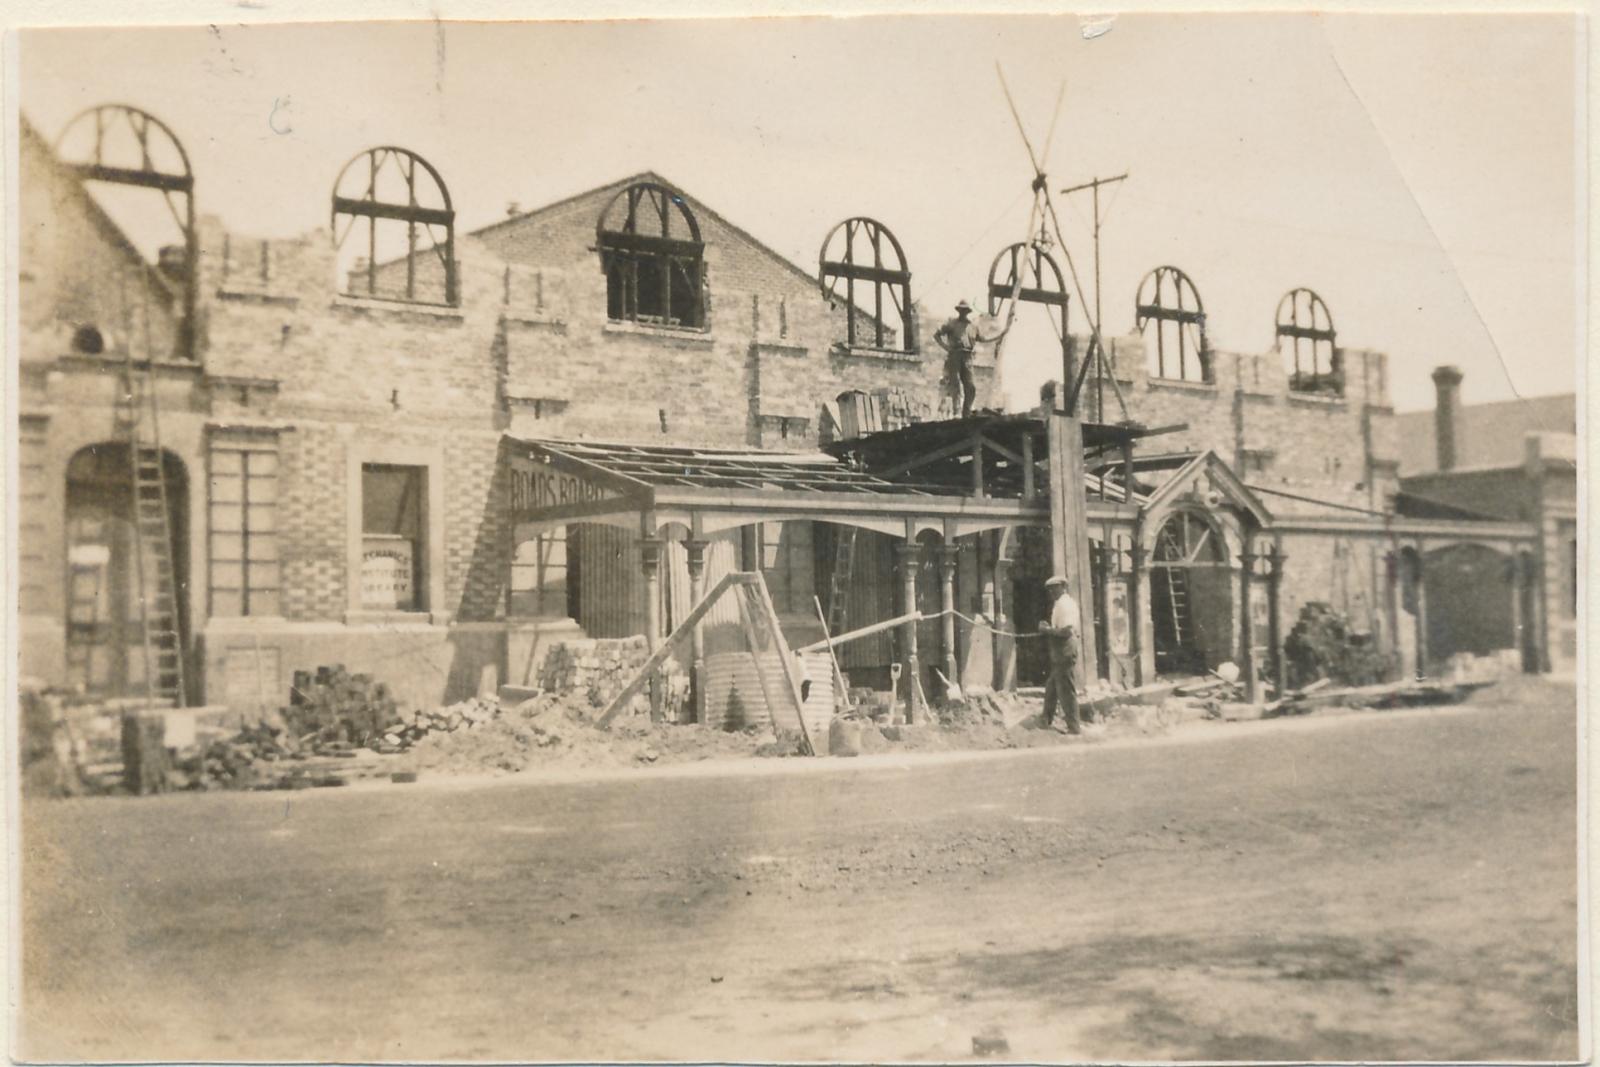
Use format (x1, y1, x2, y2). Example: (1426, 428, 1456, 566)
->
(939, 544, 960, 573)
(639, 537, 665, 572)
(683, 538, 710, 576)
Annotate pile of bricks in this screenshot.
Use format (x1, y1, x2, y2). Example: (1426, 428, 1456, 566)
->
(537, 637, 689, 720)
(286, 665, 400, 747)
(374, 695, 499, 753)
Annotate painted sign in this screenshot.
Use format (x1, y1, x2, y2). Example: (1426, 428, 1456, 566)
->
(508, 452, 627, 519)
(1107, 579, 1131, 655)
(362, 535, 414, 609)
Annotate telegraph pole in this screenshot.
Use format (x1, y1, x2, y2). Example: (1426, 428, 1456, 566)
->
(1061, 172, 1128, 421)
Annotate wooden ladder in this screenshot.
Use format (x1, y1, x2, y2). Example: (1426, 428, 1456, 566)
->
(119, 350, 187, 708)
(1164, 566, 1192, 651)
(825, 526, 858, 636)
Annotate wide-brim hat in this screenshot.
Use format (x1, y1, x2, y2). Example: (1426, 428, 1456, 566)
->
(1045, 575, 1069, 588)
(955, 299, 973, 313)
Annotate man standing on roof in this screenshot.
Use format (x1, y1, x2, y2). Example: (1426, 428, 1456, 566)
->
(934, 299, 978, 418)
(1040, 575, 1082, 734)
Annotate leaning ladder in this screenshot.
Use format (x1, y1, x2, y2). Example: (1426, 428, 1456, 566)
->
(118, 344, 186, 708)
(825, 526, 859, 636)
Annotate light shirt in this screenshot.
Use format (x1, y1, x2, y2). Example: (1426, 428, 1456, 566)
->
(1049, 591, 1082, 635)
(935, 316, 977, 362)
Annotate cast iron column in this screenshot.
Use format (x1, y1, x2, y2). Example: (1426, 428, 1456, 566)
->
(896, 541, 923, 723)
(640, 537, 665, 721)
(1267, 541, 1287, 697)
(1093, 540, 1113, 682)
(684, 538, 710, 724)
(1412, 546, 1429, 680)
(940, 544, 960, 689)
(1128, 536, 1146, 685)
(1239, 542, 1259, 704)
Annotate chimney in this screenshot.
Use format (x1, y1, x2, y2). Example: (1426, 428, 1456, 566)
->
(1431, 364, 1464, 471)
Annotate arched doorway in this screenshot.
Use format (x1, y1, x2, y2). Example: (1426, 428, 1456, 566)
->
(1423, 543, 1514, 663)
(1149, 510, 1232, 676)
(64, 443, 190, 700)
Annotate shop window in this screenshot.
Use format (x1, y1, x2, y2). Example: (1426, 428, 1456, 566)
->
(598, 182, 705, 328)
(209, 443, 279, 616)
(509, 528, 569, 618)
(361, 464, 426, 611)
(1136, 266, 1211, 383)
(1277, 288, 1342, 396)
(760, 520, 815, 615)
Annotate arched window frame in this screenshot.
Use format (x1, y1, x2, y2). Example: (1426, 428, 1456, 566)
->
(331, 146, 458, 307)
(819, 217, 915, 353)
(1136, 266, 1211, 383)
(1151, 509, 1227, 566)
(1277, 288, 1342, 397)
(55, 104, 197, 360)
(597, 182, 706, 330)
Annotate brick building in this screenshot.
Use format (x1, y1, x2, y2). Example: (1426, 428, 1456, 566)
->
(15, 106, 1555, 723)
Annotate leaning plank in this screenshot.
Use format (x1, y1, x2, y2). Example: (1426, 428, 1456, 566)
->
(751, 577, 815, 756)
(793, 610, 922, 655)
(595, 571, 752, 728)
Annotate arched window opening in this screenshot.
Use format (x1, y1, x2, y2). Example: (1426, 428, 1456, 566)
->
(55, 104, 197, 359)
(597, 182, 705, 329)
(1277, 288, 1341, 396)
(1152, 511, 1225, 565)
(1136, 266, 1210, 383)
(819, 217, 914, 352)
(332, 146, 457, 306)
(985, 241, 1069, 338)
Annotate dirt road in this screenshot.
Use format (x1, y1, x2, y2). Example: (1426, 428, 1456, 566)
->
(19, 682, 1580, 1062)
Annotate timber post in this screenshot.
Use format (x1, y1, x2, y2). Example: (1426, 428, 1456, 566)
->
(640, 536, 665, 721)
(1266, 540, 1287, 696)
(1239, 541, 1259, 704)
(1046, 380, 1099, 686)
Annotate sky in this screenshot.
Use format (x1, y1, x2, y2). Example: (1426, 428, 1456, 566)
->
(16, 12, 1582, 414)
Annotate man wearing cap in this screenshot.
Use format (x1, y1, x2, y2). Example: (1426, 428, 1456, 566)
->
(934, 299, 978, 418)
(1041, 575, 1083, 734)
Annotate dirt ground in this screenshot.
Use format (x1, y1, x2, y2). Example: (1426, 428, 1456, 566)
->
(17, 678, 1580, 1062)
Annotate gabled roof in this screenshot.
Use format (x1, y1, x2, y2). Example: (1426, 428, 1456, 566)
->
(470, 169, 825, 294)
(1395, 393, 1576, 475)
(1143, 450, 1273, 527)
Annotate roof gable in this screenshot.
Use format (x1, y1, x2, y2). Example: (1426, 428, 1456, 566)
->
(1143, 449, 1273, 527)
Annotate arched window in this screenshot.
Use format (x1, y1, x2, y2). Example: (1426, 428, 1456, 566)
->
(1136, 266, 1210, 383)
(597, 182, 705, 329)
(55, 105, 196, 359)
(332, 147, 457, 306)
(1277, 288, 1341, 396)
(985, 241, 1069, 338)
(1152, 511, 1225, 565)
(819, 217, 914, 352)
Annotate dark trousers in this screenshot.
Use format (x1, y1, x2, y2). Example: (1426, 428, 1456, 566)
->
(948, 359, 976, 418)
(1043, 645, 1080, 730)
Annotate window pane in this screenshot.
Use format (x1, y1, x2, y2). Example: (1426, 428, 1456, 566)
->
(248, 560, 280, 592)
(210, 474, 243, 503)
(245, 474, 278, 503)
(212, 590, 243, 617)
(246, 504, 277, 533)
(213, 562, 244, 589)
(210, 450, 243, 475)
(211, 504, 244, 532)
(247, 588, 280, 617)
(211, 533, 244, 561)
(363, 465, 423, 537)
(246, 451, 279, 476)
(246, 536, 279, 562)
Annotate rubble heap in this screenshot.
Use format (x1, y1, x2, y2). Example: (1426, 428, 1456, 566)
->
(537, 637, 691, 721)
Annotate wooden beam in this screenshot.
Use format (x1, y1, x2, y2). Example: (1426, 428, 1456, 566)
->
(795, 610, 923, 655)
(879, 435, 985, 480)
(596, 571, 750, 726)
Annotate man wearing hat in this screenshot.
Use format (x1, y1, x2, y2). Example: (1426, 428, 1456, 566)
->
(1041, 575, 1083, 734)
(934, 299, 978, 418)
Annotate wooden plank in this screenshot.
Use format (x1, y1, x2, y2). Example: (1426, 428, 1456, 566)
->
(794, 609, 923, 655)
(750, 577, 816, 755)
(1047, 409, 1099, 687)
(596, 571, 752, 727)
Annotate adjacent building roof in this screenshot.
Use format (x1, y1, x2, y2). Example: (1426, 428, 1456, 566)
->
(1395, 393, 1576, 475)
